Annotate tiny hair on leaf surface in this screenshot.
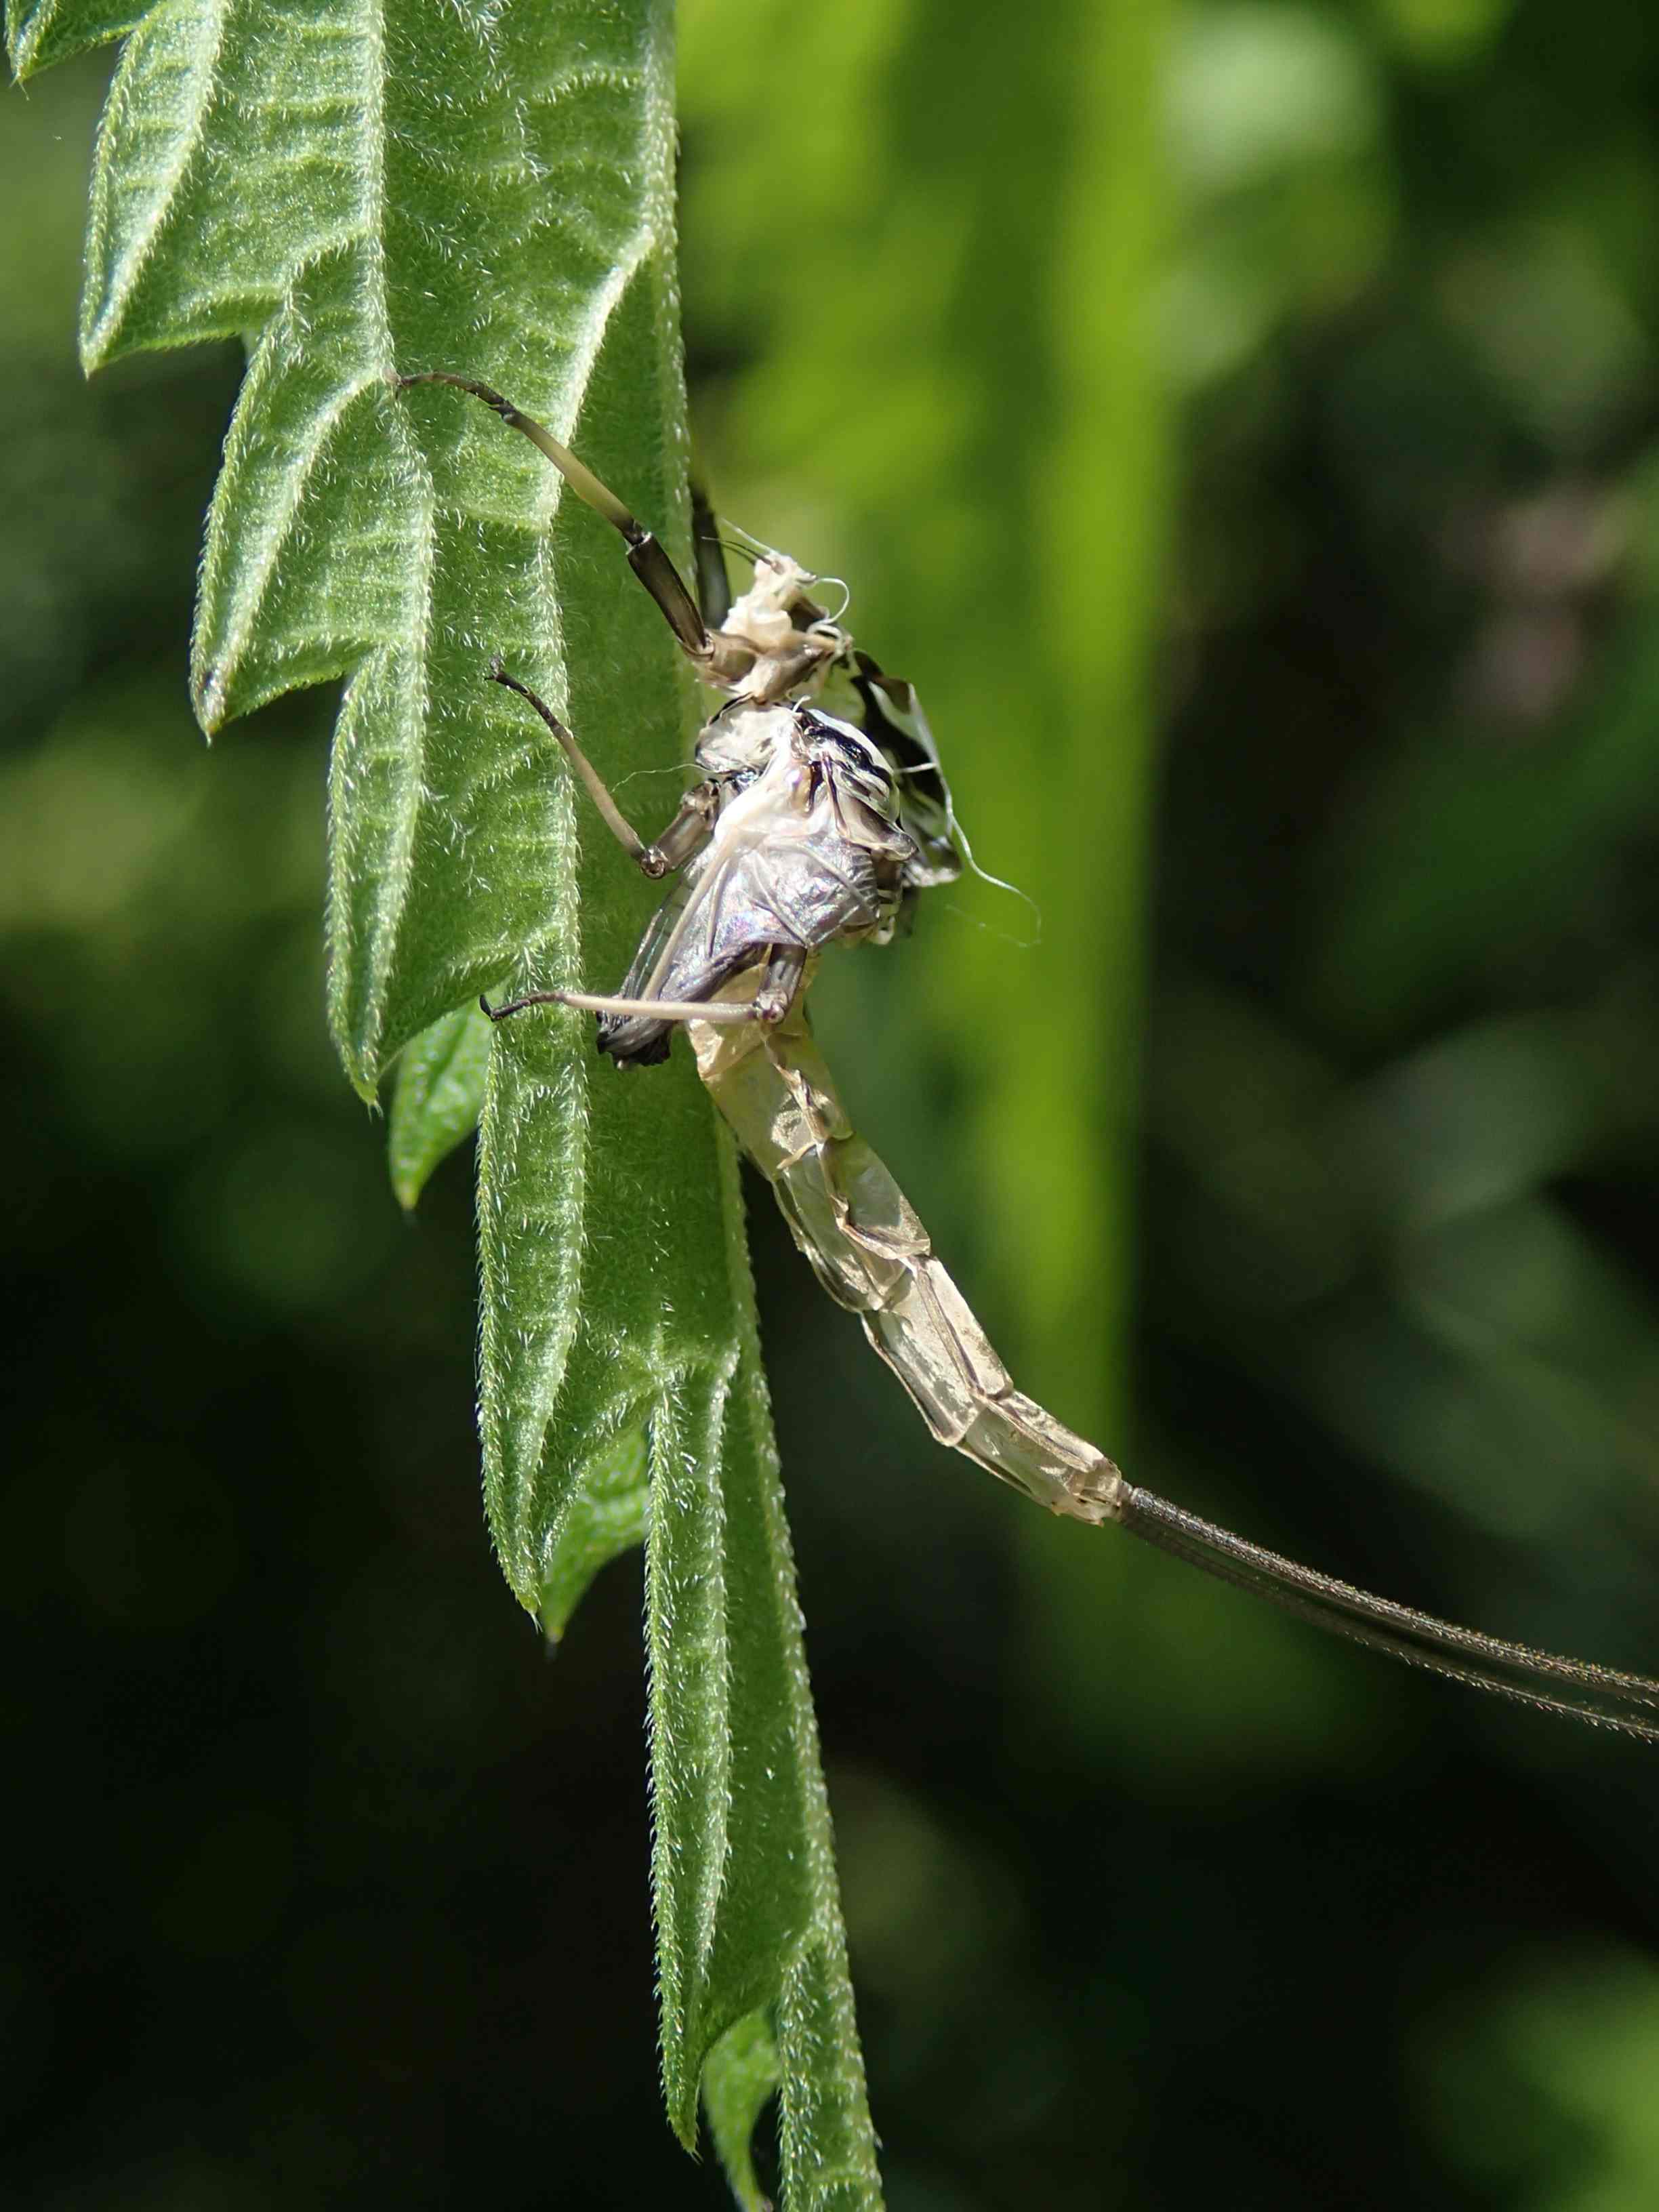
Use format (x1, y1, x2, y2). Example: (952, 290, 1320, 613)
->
(5, 0, 882, 2200)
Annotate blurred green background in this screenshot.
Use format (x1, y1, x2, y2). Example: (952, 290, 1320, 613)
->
(8, 1, 1659, 2205)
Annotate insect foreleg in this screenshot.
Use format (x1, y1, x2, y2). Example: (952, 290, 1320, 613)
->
(487, 663, 714, 880)
(691, 483, 732, 632)
(397, 371, 712, 661)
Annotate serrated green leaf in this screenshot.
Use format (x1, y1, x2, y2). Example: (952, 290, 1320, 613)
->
(14, 0, 886, 2198)
(539, 1428, 650, 1645)
(388, 1002, 491, 1210)
(79, 0, 363, 368)
(777, 1929, 886, 2212)
(703, 2009, 781, 2212)
(480, 964, 882, 2199)
(647, 1351, 813, 2142)
(644, 1208, 882, 2200)
(7, 0, 138, 81)
(22, 0, 695, 1099)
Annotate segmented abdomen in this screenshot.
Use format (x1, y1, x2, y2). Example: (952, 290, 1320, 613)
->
(691, 987, 1122, 1524)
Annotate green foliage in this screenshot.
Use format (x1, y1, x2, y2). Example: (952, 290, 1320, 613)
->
(705, 2011, 784, 2212)
(8, 0, 880, 2195)
(533, 1430, 648, 1644)
(1418, 1949, 1659, 2204)
(14, 1, 1659, 2205)
(388, 1004, 490, 1211)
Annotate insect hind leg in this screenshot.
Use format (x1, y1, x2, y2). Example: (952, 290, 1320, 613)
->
(482, 949, 806, 1035)
(482, 987, 760, 1027)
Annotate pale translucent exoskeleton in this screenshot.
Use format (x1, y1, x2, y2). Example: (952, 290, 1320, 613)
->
(399, 371, 1659, 1744)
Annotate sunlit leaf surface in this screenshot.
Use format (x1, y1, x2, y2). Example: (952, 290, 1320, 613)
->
(7, 0, 881, 2195)
(11, 0, 1659, 2204)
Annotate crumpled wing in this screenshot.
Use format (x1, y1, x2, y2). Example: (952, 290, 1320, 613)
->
(844, 651, 964, 890)
(597, 821, 886, 1067)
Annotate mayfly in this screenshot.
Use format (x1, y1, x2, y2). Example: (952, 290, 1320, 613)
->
(400, 371, 1659, 1745)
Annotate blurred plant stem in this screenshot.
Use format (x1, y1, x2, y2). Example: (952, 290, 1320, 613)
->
(1004, 0, 1171, 1717)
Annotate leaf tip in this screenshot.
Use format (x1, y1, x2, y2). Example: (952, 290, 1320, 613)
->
(6, 6, 45, 83)
(334, 1048, 381, 1108)
(665, 2084, 702, 2156)
(192, 660, 229, 739)
(537, 1581, 574, 1646)
(327, 990, 386, 1108)
(77, 281, 129, 378)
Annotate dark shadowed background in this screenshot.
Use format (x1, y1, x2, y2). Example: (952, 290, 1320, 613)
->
(7, 1, 1659, 2205)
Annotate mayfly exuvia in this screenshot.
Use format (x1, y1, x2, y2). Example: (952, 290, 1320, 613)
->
(399, 369, 1659, 1745)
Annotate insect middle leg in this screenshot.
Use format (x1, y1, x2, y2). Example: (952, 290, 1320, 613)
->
(487, 663, 714, 882)
(397, 371, 712, 665)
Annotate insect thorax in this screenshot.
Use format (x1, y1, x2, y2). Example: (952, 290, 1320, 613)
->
(703, 552, 851, 705)
(695, 702, 897, 821)
(695, 701, 800, 783)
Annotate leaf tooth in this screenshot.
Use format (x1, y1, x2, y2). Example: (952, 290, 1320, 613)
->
(79, 0, 232, 368)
